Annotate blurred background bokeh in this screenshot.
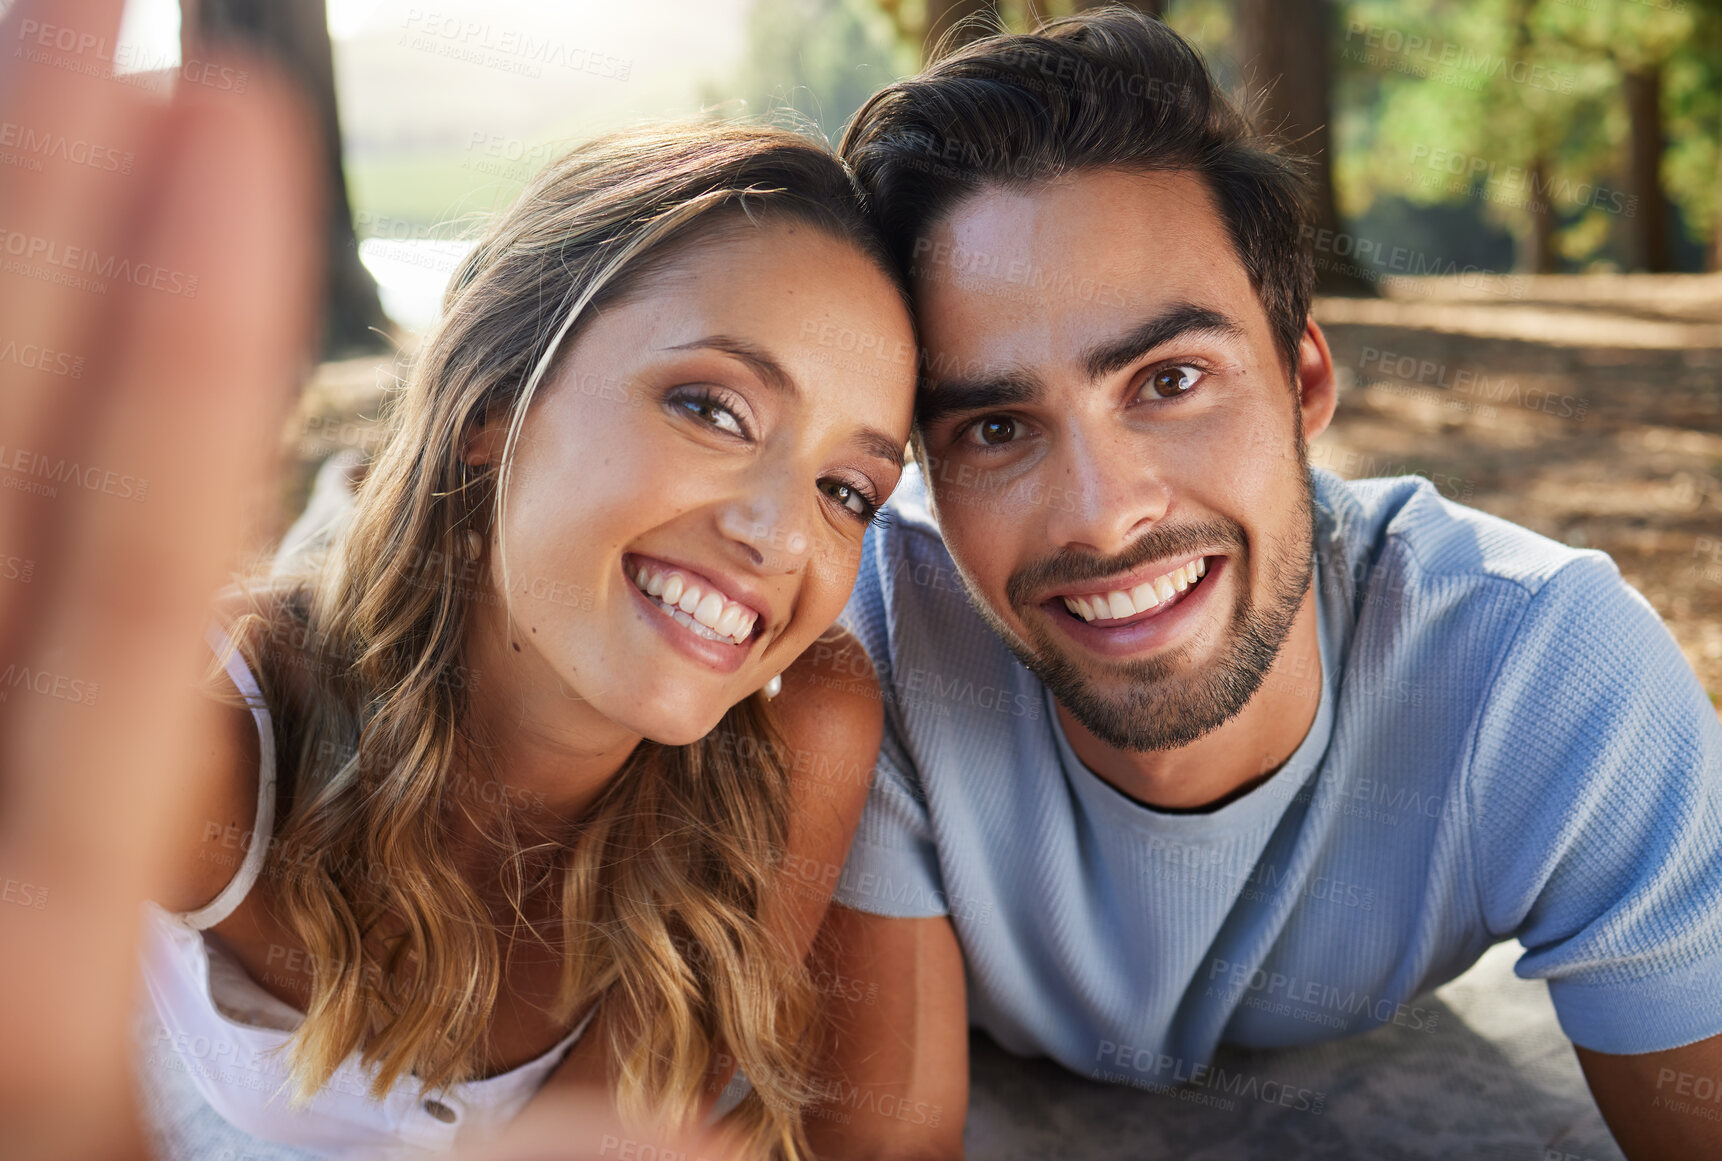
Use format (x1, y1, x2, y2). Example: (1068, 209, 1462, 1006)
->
(108, 0, 1722, 706)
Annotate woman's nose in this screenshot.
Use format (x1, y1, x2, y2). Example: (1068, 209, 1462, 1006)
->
(717, 495, 811, 574)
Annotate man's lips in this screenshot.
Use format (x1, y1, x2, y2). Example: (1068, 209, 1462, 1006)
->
(1049, 554, 1210, 625)
(1035, 555, 1228, 660)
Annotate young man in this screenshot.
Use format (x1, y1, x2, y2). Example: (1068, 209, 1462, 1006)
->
(806, 10, 1722, 1159)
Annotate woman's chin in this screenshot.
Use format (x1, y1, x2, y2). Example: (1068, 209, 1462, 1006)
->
(617, 700, 735, 749)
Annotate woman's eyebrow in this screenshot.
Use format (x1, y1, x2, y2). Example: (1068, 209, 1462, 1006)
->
(857, 430, 907, 469)
(662, 334, 798, 397)
(664, 334, 904, 468)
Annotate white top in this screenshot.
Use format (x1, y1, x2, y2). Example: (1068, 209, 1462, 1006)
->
(137, 624, 594, 1158)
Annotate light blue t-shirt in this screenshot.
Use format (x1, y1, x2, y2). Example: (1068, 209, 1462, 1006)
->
(832, 464, 1722, 1084)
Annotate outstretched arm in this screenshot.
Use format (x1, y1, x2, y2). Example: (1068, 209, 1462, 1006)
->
(1578, 1037, 1722, 1160)
(0, 1, 320, 1156)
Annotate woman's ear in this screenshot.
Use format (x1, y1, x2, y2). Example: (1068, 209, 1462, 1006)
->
(462, 409, 507, 467)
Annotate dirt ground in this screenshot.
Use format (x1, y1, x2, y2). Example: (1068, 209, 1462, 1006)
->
(291, 271, 1722, 713)
(1314, 273, 1722, 714)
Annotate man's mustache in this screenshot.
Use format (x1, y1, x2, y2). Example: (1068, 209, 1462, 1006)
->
(1005, 519, 1245, 609)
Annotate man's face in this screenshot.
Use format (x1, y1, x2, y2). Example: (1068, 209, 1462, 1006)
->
(911, 168, 1320, 752)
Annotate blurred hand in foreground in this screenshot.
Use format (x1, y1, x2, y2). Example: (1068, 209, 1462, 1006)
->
(0, 0, 320, 1155)
(0, 4, 744, 1158)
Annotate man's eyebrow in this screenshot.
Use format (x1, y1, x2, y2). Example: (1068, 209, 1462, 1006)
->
(1081, 303, 1246, 380)
(662, 334, 903, 469)
(662, 335, 798, 397)
(915, 367, 1045, 430)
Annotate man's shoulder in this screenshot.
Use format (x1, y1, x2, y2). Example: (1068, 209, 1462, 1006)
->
(1318, 470, 1697, 747)
(1317, 467, 1596, 605)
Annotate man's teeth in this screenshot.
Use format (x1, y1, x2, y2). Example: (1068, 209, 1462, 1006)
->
(1061, 558, 1207, 623)
(632, 562, 757, 645)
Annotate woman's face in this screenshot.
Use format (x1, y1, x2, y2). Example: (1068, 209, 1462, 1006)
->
(472, 220, 915, 745)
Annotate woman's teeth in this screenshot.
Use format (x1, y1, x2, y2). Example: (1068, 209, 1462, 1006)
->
(633, 562, 757, 646)
(1062, 557, 1207, 623)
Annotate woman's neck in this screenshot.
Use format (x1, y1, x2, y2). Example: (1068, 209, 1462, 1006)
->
(455, 602, 645, 836)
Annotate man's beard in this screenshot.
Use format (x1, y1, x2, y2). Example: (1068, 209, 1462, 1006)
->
(961, 469, 1316, 753)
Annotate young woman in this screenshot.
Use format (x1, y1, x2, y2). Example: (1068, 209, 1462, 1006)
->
(136, 121, 916, 1161)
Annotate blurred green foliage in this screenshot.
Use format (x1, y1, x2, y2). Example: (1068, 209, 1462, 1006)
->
(344, 0, 1722, 274)
(1335, 0, 1721, 270)
(705, 0, 919, 142)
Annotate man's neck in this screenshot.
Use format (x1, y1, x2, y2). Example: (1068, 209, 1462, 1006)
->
(1055, 585, 1323, 813)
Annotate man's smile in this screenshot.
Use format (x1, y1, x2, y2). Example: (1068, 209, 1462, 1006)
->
(1055, 555, 1210, 626)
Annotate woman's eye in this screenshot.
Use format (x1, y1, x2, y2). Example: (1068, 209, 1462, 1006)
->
(964, 416, 1022, 447)
(820, 478, 876, 520)
(677, 392, 746, 436)
(1145, 365, 1203, 399)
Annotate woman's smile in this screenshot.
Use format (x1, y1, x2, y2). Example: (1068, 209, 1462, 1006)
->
(621, 551, 769, 675)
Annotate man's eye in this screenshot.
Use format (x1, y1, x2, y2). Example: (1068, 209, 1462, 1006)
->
(1145, 365, 1203, 398)
(963, 416, 1021, 447)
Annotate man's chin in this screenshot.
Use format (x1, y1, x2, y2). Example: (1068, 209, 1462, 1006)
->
(1011, 602, 1291, 753)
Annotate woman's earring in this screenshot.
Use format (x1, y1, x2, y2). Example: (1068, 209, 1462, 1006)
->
(461, 529, 484, 560)
(762, 673, 783, 700)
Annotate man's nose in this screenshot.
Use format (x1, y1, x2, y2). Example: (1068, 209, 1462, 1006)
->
(1041, 423, 1172, 557)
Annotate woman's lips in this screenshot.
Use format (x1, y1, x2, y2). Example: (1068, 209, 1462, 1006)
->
(624, 554, 761, 645)
(621, 556, 759, 676)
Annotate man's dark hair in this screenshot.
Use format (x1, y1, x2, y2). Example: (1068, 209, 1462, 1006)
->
(838, 6, 1316, 379)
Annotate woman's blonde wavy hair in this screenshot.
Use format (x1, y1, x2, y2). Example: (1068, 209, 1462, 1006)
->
(216, 120, 902, 1160)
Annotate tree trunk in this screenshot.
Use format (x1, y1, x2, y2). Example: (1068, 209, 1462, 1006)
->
(1234, 0, 1369, 294)
(1623, 65, 1672, 272)
(181, 0, 390, 354)
(1521, 156, 1559, 273)
(923, 0, 1000, 60)
(1713, 132, 1722, 272)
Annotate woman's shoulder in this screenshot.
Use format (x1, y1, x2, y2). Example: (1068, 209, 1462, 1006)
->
(153, 590, 289, 915)
(772, 626, 884, 806)
(155, 664, 267, 914)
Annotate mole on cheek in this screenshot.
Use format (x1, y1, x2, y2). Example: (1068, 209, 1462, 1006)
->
(512, 642, 521, 652)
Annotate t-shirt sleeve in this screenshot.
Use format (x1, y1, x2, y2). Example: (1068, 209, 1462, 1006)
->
(829, 513, 950, 920)
(1465, 552, 1722, 1054)
(830, 715, 949, 919)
